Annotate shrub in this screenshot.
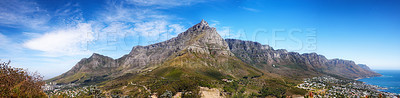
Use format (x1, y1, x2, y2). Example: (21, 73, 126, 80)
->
(0, 60, 46, 97)
(223, 81, 238, 93)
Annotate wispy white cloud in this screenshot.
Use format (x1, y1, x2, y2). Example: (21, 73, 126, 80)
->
(100, 0, 170, 24)
(213, 22, 242, 39)
(101, 2, 142, 23)
(23, 23, 94, 57)
(168, 24, 185, 34)
(22, 32, 42, 38)
(54, 3, 81, 16)
(100, 22, 133, 36)
(210, 20, 240, 39)
(94, 0, 183, 36)
(240, 6, 260, 12)
(2, 0, 93, 57)
(131, 20, 185, 44)
(134, 20, 168, 36)
(0, 0, 205, 78)
(0, 33, 23, 53)
(52, 2, 84, 26)
(218, 27, 235, 38)
(209, 20, 220, 27)
(19, 0, 189, 57)
(90, 0, 188, 45)
(0, 33, 9, 47)
(0, 0, 50, 30)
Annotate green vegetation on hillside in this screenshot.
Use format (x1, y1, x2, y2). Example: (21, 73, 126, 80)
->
(95, 50, 307, 97)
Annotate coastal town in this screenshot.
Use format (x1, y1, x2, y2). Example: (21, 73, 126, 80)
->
(43, 76, 400, 98)
(43, 83, 104, 97)
(298, 76, 400, 98)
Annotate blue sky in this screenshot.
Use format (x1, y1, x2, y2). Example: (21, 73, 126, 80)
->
(0, 0, 399, 79)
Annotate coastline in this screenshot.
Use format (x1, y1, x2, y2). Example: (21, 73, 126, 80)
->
(357, 70, 400, 95)
(357, 76, 395, 93)
(354, 76, 377, 81)
(298, 76, 400, 97)
(354, 71, 383, 81)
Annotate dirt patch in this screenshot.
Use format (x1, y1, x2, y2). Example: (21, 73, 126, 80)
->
(200, 87, 223, 98)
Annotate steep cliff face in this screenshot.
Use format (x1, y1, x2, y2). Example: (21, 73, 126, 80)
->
(225, 39, 381, 79)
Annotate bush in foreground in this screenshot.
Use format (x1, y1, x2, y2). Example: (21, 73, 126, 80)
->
(0, 60, 47, 97)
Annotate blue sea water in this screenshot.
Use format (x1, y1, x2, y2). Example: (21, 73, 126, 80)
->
(359, 70, 400, 94)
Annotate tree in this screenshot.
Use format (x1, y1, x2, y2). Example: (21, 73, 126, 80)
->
(0, 60, 47, 97)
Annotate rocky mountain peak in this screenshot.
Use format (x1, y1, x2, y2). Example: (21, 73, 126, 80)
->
(90, 53, 104, 58)
(182, 20, 233, 56)
(185, 19, 213, 34)
(200, 19, 208, 26)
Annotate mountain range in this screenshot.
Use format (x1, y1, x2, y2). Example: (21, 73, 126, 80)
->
(48, 20, 380, 97)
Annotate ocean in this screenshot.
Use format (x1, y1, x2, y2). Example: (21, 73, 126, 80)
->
(358, 70, 400, 94)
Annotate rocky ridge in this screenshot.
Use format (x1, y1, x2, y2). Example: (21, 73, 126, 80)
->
(49, 20, 380, 84)
(225, 39, 381, 79)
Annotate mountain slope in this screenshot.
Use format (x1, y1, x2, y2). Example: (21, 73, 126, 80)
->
(358, 64, 373, 71)
(49, 20, 381, 97)
(99, 20, 283, 97)
(49, 20, 264, 84)
(137, 19, 263, 79)
(225, 39, 381, 79)
(48, 53, 118, 84)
